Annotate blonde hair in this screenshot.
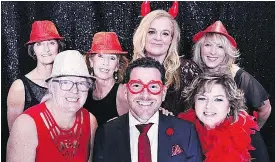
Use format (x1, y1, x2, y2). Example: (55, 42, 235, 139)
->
(192, 33, 240, 73)
(132, 10, 181, 89)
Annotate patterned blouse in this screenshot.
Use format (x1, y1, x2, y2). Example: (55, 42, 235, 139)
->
(161, 57, 202, 115)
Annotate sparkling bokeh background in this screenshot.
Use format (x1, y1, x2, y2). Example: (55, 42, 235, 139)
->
(2, 1, 275, 161)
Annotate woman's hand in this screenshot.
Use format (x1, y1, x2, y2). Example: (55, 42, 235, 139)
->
(159, 107, 174, 116)
(107, 117, 118, 122)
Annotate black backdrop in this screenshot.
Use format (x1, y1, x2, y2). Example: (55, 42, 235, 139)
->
(2, 1, 275, 161)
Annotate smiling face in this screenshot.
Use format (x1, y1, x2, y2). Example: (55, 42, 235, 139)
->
(125, 67, 167, 123)
(89, 53, 119, 80)
(194, 84, 230, 128)
(145, 17, 173, 61)
(33, 39, 59, 65)
(200, 35, 226, 72)
(49, 76, 90, 113)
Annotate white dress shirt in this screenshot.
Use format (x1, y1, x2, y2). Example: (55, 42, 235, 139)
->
(129, 111, 159, 162)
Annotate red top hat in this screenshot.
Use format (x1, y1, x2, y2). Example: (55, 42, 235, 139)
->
(86, 32, 127, 55)
(193, 21, 237, 48)
(25, 20, 64, 45)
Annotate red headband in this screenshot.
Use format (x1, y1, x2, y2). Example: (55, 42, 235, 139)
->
(141, 1, 179, 19)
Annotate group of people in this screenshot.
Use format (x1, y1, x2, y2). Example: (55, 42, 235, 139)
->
(6, 2, 272, 162)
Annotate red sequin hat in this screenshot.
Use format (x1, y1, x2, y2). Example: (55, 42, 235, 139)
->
(193, 20, 237, 48)
(25, 20, 64, 45)
(86, 32, 127, 55)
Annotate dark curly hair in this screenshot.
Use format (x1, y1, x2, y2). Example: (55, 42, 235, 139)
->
(123, 57, 166, 84)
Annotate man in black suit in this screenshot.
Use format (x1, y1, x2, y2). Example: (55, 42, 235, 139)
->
(93, 57, 203, 162)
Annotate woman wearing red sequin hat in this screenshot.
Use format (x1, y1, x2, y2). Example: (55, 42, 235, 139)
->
(191, 20, 270, 161)
(84, 32, 129, 126)
(7, 20, 65, 131)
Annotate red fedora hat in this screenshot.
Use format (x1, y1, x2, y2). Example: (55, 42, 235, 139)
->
(86, 32, 127, 55)
(25, 20, 64, 45)
(193, 20, 237, 48)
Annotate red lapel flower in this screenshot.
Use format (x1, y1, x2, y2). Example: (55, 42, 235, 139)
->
(166, 127, 174, 136)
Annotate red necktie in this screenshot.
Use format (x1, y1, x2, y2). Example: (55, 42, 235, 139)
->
(136, 123, 153, 162)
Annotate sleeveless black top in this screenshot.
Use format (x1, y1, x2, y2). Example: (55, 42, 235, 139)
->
(84, 83, 119, 126)
(21, 76, 48, 111)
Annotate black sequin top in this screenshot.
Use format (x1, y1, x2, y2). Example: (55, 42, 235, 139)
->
(21, 76, 48, 111)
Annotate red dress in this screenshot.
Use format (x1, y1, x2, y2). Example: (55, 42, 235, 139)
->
(24, 102, 91, 162)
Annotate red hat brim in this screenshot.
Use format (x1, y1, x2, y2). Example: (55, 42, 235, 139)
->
(25, 36, 64, 45)
(86, 50, 128, 55)
(193, 31, 237, 48)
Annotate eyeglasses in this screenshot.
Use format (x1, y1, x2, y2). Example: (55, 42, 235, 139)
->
(126, 80, 164, 95)
(52, 80, 92, 92)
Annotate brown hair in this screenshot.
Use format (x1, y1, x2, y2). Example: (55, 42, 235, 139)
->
(27, 39, 65, 60)
(85, 54, 129, 83)
(182, 72, 247, 122)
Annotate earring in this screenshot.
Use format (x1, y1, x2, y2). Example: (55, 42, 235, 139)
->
(114, 72, 118, 81)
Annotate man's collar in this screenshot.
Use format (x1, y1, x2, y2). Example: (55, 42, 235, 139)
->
(129, 110, 159, 127)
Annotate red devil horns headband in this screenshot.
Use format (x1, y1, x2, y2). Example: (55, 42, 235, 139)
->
(141, 1, 179, 19)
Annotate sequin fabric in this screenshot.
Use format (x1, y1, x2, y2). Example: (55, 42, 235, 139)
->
(2, 1, 275, 160)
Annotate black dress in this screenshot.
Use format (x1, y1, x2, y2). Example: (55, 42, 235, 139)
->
(84, 83, 119, 126)
(234, 69, 270, 162)
(21, 76, 48, 110)
(162, 57, 202, 115)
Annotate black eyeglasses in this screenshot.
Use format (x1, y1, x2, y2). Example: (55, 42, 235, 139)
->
(52, 80, 92, 92)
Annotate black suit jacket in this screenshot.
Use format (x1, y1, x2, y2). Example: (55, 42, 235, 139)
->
(93, 112, 203, 162)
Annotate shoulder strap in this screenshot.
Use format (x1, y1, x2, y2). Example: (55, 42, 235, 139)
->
(81, 108, 91, 136)
(20, 76, 32, 109)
